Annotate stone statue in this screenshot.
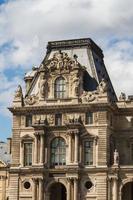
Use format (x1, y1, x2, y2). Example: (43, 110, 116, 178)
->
(72, 75, 80, 97)
(119, 92, 126, 101)
(40, 75, 48, 99)
(98, 79, 107, 93)
(114, 149, 119, 165)
(14, 85, 23, 99)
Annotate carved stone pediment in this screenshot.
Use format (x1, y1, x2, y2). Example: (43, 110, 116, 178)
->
(21, 134, 34, 141)
(45, 51, 85, 73)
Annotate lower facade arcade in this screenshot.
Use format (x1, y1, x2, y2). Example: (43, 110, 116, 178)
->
(5, 170, 133, 200)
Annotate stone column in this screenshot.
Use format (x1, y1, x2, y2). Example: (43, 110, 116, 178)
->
(45, 147, 48, 164)
(74, 133, 79, 163)
(40, 133, 45, 164)
(32, 178, 37, 200)
(107, 177, 112, 200)
(34, 133, 38, 164)
(67, 178, 71, 200)
(2, 176, 6, 200)
(38, 178, 43, 200)
(74, 178, 78, 200)
(68, 134, 72, 163)
(113, 177, 118, 200)
(20, 142, 24, 166)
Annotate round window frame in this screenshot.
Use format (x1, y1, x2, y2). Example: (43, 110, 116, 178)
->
(23, 181, 31, 190)
(84, 180, 93, 190)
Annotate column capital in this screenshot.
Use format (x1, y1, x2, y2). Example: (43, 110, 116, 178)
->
(68, 177, 78, 182)
(34, 131, 45, 136)
(32, 177, 38, 183)
(67, 177, 73, 183)
(34, 132, 40, 137)
(39, 131, 45, 136)
(38, 177, 44, 181)
(67, 129, 79, 135)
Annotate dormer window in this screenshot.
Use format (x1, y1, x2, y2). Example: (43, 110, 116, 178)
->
(54, 77, 66, 99)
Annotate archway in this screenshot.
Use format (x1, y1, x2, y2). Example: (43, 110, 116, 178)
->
(122, 182, 133, 200)
(49, 182, 67, 200)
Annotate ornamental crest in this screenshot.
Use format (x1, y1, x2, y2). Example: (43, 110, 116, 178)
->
(45, 51, 84, 72)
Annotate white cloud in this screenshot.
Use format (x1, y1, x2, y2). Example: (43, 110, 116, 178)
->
(0, 0, 133, 118)
(0, 72, 23, 116)
(104, 40, 133, 96)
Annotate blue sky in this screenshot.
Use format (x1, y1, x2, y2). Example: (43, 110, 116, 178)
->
(0, 0, 133, 141)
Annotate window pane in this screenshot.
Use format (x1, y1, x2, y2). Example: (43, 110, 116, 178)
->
(86, 112, 93, 124)
(50, 137, 66, 166)
(26, 115, 32, 127)
(54, 77, 66, 99)
(55, 114, 62, 126)
(24, 143, 32, 166)
(84, 141, 93, 165)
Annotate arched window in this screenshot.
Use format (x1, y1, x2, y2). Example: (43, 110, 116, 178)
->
(54, 77, 66, 99)
(51, 137, 66, 166)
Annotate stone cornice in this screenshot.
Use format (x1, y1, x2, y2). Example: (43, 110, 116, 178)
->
(117, 107, 133, 115)
(8, 102, 117, 115)
(46, 38, 103, 58)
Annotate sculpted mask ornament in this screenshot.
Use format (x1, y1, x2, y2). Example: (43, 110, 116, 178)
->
(25, 95, 37, 105)
(14, 85, 23, 99)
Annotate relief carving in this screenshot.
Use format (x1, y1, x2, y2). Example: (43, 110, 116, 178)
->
(47, 51, 83, 72)
(47, 115, 54, 125)
(81, 91, 96, 103)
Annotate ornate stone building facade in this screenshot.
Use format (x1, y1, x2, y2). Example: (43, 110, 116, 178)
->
(1, 38, 133, 200)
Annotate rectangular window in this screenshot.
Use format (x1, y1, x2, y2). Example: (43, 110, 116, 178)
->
(24, 143, 32, 166)
(84, 140, 93, 165)
(55, 114, 62, 126)
(25, 115, 32, 127)
(85, 112, 93, 124)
